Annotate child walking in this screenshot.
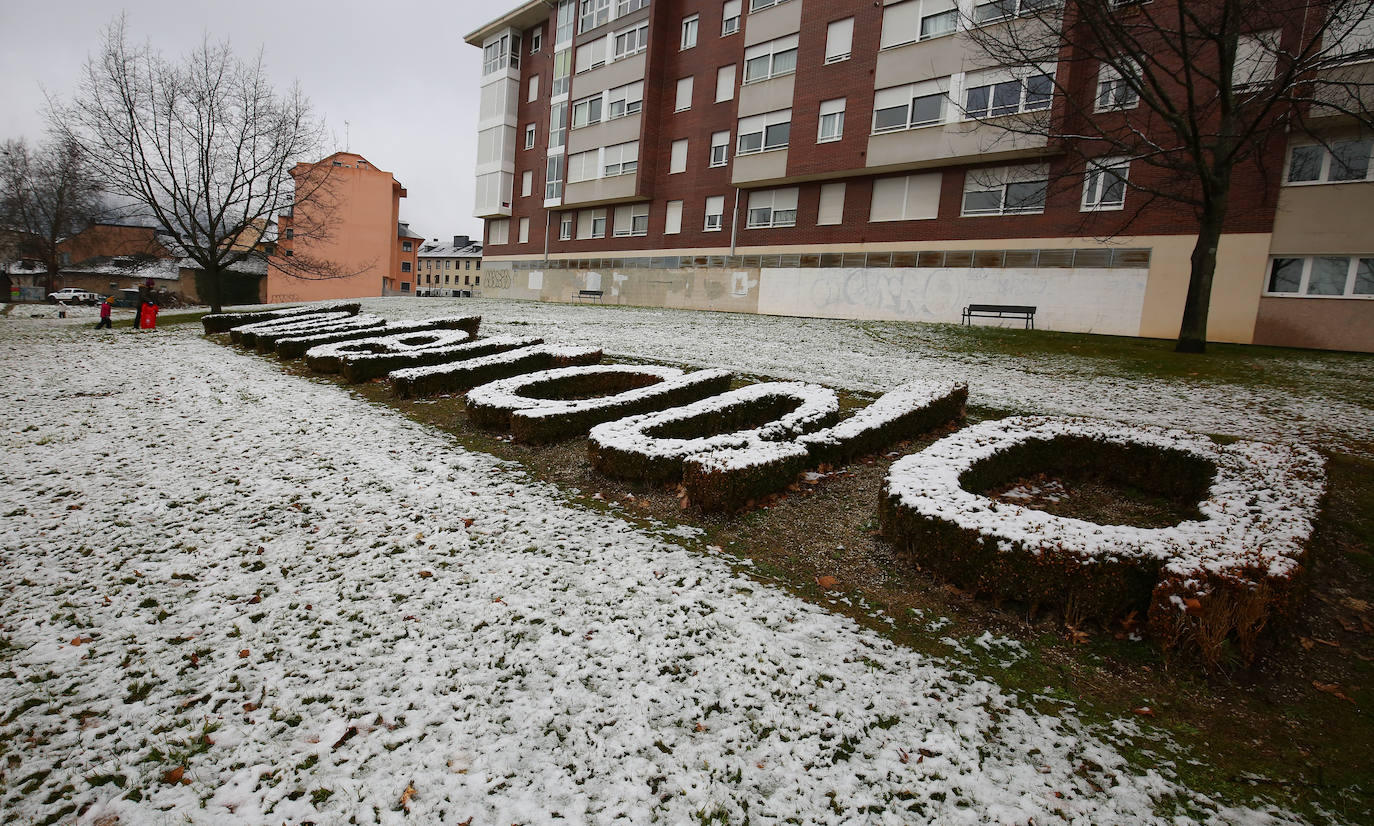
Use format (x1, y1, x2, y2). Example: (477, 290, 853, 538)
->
(96, 297, 112, 329)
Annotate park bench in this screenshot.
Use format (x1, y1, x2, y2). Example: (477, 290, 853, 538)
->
(573, 290, 604, 302)
(962, 303, 1037, 329)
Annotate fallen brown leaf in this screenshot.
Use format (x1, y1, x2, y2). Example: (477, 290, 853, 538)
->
(816, 575, 839, 590)
(400, 782, 417, 813)
(238, 649, 249, 658)
(419, 571, 433, 578)
(163, 766, 185, 785)
(1312, 681, 1357, 704)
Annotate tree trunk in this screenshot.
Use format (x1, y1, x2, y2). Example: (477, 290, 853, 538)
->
(44, 265, 58, 297)
(205, 265, 224, 315)
(1175, 202, 1229, 354)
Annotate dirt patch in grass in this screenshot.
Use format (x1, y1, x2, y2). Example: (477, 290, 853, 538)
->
(257, 346, 1374, 822)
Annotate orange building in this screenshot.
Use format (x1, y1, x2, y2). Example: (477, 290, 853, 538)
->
(266, 152, 417, 302)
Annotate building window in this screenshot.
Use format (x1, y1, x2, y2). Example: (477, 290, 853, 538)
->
(560, 213, 574, 240)
(568, 149, 599, 183)
(962, 165, 1048, 216)
(531, 30, 543, 53)
(525, 123, 537, 149)
(963, 69, 1053, 119)
(614, 203, 650, 236)
(580, 0, 609, 33)
(746, 187, 799, 228)
(592, 209, 607, 238)
(528, 74, 540, 102)
(880, 0, 957, 48)
(614, 21, 650, 58)
(670, 139, 689, 173)
(607, 81, 644, 118)
(1082, 157, 1130, 211)
(749, 0, 792, 11)
(972, 0, 1041, 25)
(401, 261, 412, 272)
(1096, 60, 1140, 111)
(482, 33, 520, 75)
(284, 228, 294, 239)
(710, 130, 730, 167)
(716, 64, 736, 103)
(519, 217, 530, 243)
(737, 109, 791, 154)
(615, 0, 648, 15)
(1233, 31, 1280, 90)
(549, 102, 568, 148)
(818, 98, 845, 143)
(817, 182, 845, 225)
(871, 173, 941, 221)
(402, 240, 413, 252)
(603, 140, 639, 176)
(665, 200, 684, 234)
(1286, 138, 1374, 184)
(489, 219, 510, 245)
(682, 14, 699, 49)
(546, 154, 565, 199)
(522, 169, 534, 197)
(874, 79, 948, 132)
(704, 195, 725, 231)
(552, 48, 571, 96)
(722, 0, 741, 35)
(675, 76, 694, 111)
(744, 35, 798, 84)
(575, 38, 607, 72)
(1267, 255, 1374, 297)
(825, 18, 854, 63)
(401, 282, 411, 292)
(572, 93, 604, 128)
(283, 249, 294, 257)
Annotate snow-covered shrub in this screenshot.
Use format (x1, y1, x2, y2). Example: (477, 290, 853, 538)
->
(589, 382, 841, 488)
(231, 312, 382, 347)
(390, 345, 604, 399)
(466, 365, 734, 443)
(201, 301, 360, 334)
(251, 315, 388, 353)
(275, 315, 481, 359)
(337, 336, 541, 384)
(880, 416, 1325, 667)
(305, 328, 488, 374)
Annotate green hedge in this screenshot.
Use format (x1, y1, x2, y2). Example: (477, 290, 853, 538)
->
(391, 346, 604, 399)
(276, 315, 481, 359)
(202, 302, 359, 334)
(339, 337, 542, 384)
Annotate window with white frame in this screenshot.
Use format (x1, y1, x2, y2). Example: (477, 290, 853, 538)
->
(818, 98, 845, 142)
(665, 200, 684, 234)
(580, 0, 609, 33)
(488, 218, 510, 245)
(1082, 157, 1129, 211)
(973, 0, 1055, 25)
(607, 80, 644, 118)
(670, 139, 689, 173)
(1267, 255, 1374, 297)
(571, 93, 604, 128)
(675, 76, 694, 111)
(592, 209, 607, 238)
(482, 33, 520, 75)
(963, 68, 1053, 118)
(880, 0, 958, 49)
(1286, 137, 1374, 184)
(747, 187, 799, 228)
(528, 74, 540, 102)
(575, 38, 606, 72)
(614, 203, 650, 236)
(710, 130, 730, 166)
(560, 213, 574, 240)
(1324, 4, 1374, 61)
(615, 22, 650, 58)
(962, 164, 1048, 215)
(744, 35, 798, 83)
(576, 210, 595, 238)
(704, 195, 725, 230)
(552, 49, 572, 95)
(518, 217, 530, 243)
(1096, 60, 1140, 111)
(716, 64, 736, 102)
(722, 0, 741, 35)
(567, 149, 599, 183)
(603, 140, 639, 176)
(738, 109, 791, 154)
(682, 14, 699, 49)
(749, 0, 792, 10)
(522, 169, 534, 197)
(874, 78, 948, 132)
(549, 102, 568, 148)
(615, 0, 648, 15)
(546, 155, 564, 198)
(557, 0, 575, 43)
(525, 123, 537, 149)
(531, 30, 543, 53)
(871, 173, 941, 221)
(817, 182, 846, 225)
(1233, 30, 1280, 90)
(825, 18, 854, 63)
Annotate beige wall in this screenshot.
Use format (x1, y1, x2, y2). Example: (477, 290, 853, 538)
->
(866, 117, 1050, 173)
(1135, 234, 1270, 344)
(570, 52, 647, 99)
(1253, 296, 1374, 352)
(569, 113, 643, 154)
(563, 172, 640, 207)
(1270, 184, 1374, 255)
(743, 0, 802, 46)
(738, 75, 795, 118)
(732, 149, 790, 186)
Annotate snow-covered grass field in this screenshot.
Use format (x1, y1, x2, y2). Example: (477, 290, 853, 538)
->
(0, 313, 1332, 824)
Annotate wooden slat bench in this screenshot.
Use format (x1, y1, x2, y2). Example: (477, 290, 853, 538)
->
(962, 304, 1037, 329)
(573, 290, 604, 302)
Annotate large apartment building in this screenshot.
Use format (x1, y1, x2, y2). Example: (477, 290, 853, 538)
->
(465, 0, 1374, 351)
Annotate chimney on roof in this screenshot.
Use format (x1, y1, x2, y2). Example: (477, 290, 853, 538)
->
(453, 235, 469, 248)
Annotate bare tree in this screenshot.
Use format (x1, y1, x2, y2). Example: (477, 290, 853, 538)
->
(0, 136, 105, 295)
(52, 17, 345, 313)
(958, 0, 1374, 352)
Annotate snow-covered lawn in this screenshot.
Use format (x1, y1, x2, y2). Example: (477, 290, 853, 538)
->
(0, 317, 1311, 824)
(352, 297, 1374, 457)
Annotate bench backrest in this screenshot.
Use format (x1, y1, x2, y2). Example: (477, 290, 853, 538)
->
(966, 304, 1036, 314)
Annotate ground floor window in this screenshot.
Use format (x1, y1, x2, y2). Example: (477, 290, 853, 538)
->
(1267, 255, 1374, 297)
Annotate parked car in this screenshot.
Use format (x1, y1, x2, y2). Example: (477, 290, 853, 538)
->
(47, 288, 102, 305)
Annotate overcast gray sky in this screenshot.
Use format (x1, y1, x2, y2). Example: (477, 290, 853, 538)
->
(0, 0, 487, 243)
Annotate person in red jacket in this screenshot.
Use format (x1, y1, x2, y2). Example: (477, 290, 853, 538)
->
(96, 297, 112, 329)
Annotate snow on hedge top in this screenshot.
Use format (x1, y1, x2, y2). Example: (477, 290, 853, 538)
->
(884, 416, 1325, 581)
(305, 328, 482, 361)
(389, 342, 597, 380)
(201, 301, 359, 332)
(589, 382, 839, 460)
(468, 365, 684, 413)
(799, 380, 966, 450)
(276, 315, 480, 351)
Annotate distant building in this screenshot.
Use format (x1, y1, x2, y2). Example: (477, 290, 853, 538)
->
(266, 152, 417, 302)
(416, 235, 485, 296)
